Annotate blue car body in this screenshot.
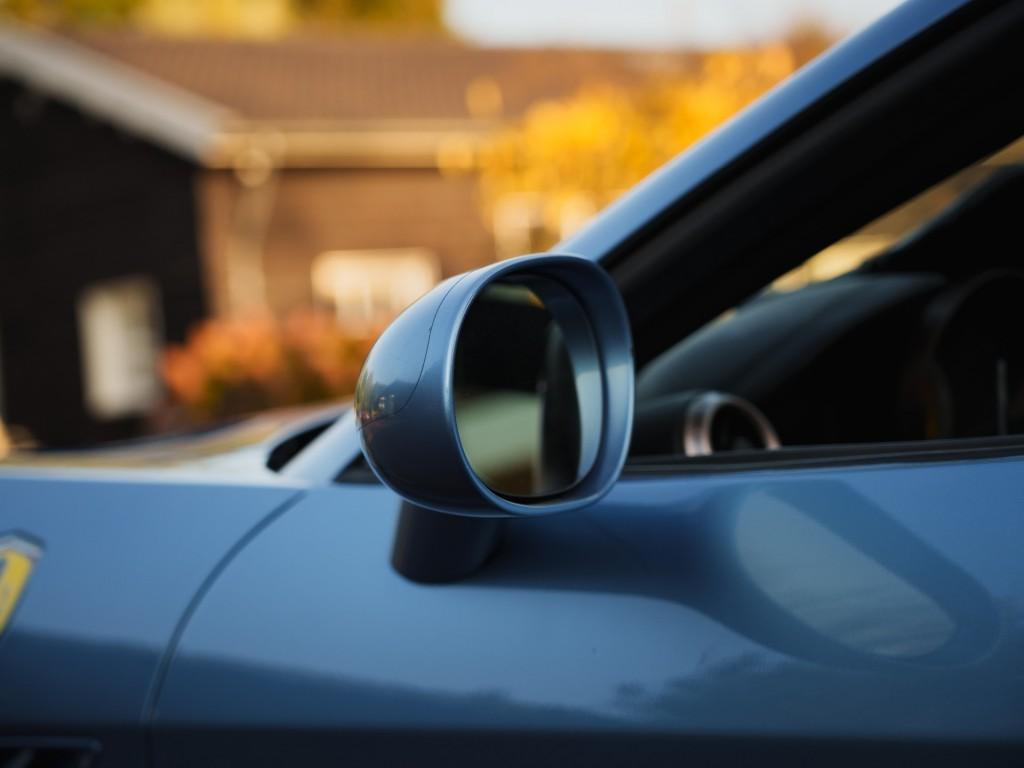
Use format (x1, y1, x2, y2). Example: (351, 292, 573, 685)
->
(2, 1, 1022, 764)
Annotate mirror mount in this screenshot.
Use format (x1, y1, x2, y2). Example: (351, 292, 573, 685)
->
(391, 501, 503, 583)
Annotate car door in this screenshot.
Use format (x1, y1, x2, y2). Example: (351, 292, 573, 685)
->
(148, 460, 1022, 765)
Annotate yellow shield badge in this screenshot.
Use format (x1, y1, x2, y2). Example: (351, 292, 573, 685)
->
(0, 536, 41, 637)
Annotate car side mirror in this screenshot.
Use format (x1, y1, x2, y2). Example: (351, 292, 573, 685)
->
(355, 253, 634, 518)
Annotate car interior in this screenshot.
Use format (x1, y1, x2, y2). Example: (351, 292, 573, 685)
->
(629, 148, 1024, 462)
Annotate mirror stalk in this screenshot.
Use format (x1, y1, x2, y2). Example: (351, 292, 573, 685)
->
(391, 502, 502, 583)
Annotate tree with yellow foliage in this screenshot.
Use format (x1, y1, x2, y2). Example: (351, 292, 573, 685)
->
(473, 40, 827, 254)
(3, 0, 443, 35)
(161, 309, 381, 422)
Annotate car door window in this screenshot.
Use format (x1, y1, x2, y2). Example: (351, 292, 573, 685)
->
(630, 132, 1024, 464)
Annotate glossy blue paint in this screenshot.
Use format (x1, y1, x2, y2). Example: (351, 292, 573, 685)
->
(0, 474, 299, 729)
(559, 0, 970, 263)
(155, 455, 1024, 744)
(355, 253, 633, 517)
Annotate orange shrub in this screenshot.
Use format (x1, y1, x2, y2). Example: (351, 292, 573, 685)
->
(161, 309, 381, 422)
(470, 41, 828, 250)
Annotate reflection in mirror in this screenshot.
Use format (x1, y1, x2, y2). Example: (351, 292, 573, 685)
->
(454, 279, 601, 498)
(735, 491, 955, 659)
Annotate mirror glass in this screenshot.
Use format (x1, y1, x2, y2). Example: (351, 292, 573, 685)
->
(454, 278, 601, 498)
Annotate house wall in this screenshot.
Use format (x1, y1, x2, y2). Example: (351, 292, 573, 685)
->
(197, 166, 495, 319)
(0, 79, 207, 447)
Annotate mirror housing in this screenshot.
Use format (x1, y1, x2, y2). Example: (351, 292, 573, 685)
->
(355, 253, 633, 517)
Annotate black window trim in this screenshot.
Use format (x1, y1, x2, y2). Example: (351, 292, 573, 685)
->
(625, 434, 1024, 477)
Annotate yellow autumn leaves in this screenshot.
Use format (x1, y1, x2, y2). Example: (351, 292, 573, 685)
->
(473, 44, 810, 250)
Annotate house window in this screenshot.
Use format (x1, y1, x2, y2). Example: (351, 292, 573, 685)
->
(492, 194, 546, 260)
(491, 193, 597, 260)
(311, 248, 440, 334)
(77, 277, 163, 419)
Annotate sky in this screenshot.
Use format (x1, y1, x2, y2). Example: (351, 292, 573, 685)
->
(445, 0, 906, 49)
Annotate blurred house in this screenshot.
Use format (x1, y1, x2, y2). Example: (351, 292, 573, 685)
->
(0, 23, 694, 446)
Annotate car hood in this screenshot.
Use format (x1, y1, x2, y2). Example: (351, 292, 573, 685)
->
(0, 403, 346, 474)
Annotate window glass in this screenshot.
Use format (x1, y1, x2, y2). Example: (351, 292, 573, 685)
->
(773, 136, 1024, 292)
(311, 249, 440, 335)
(77, 277, 164, 420)
(634, 132, 1024, 459)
